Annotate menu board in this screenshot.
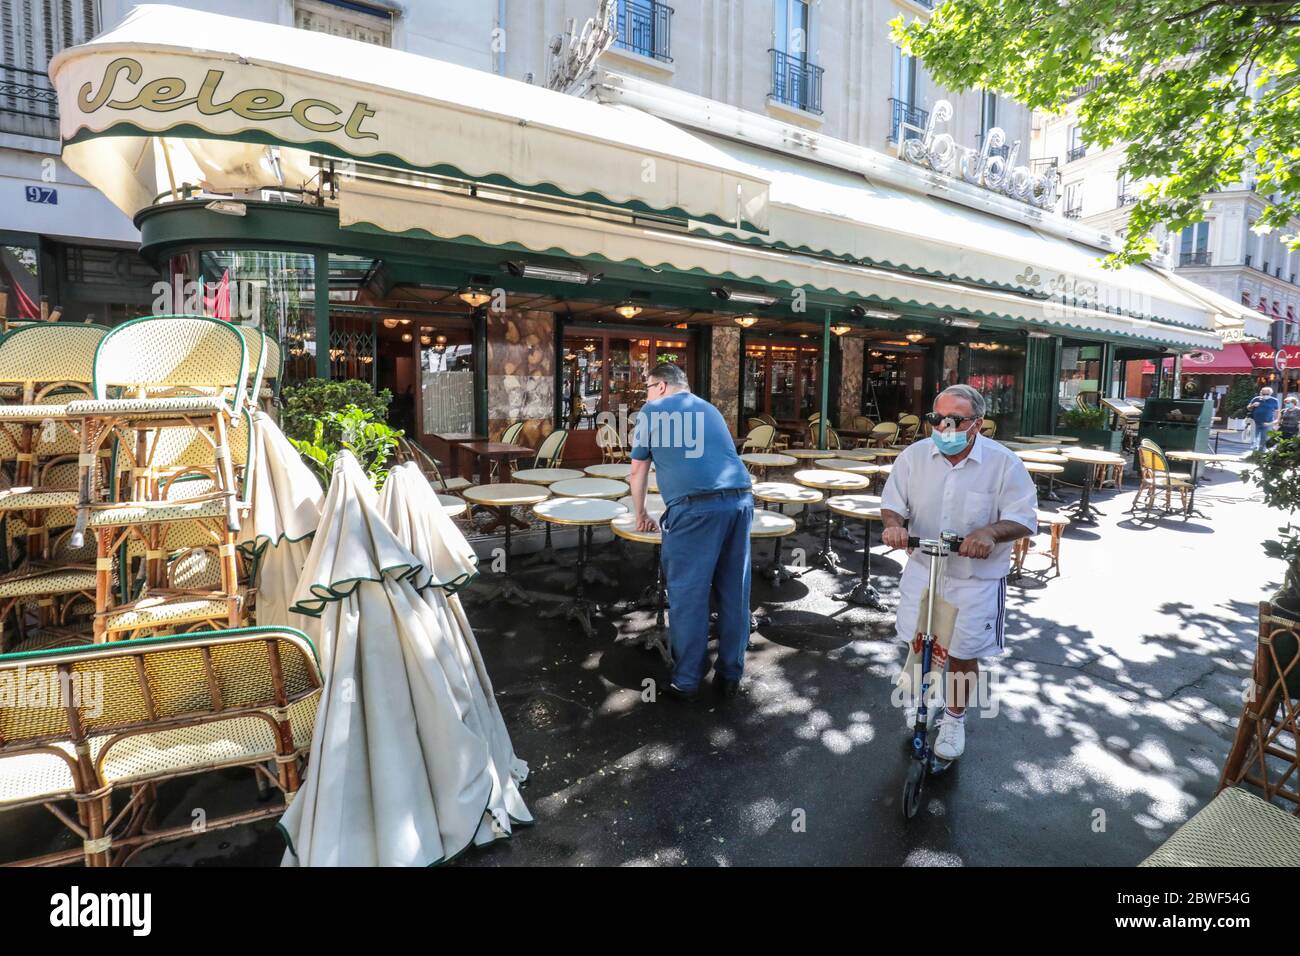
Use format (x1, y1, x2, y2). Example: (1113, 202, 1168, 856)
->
(1101, 397, 1142, 418)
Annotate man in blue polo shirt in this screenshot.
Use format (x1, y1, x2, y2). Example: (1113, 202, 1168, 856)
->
(1247, 386, 1281, 452)
(628, 363, 753, 700)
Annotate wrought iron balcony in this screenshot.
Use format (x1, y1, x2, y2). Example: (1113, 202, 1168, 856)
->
(1179, 250, 1211, 266)
(614, 0, 672, 63)
(1117, 190, 1139, 206)
(975, 132, 1009, 159)
(0, 64, 58, 140)
(1066, 144, 1087, 163)
(1030, 157, 1059, 176)
(888, 98, 928, 143)
(1064, 204, 1083, 220)
(769, 49, 824, 115)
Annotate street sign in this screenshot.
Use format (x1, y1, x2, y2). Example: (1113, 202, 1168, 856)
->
(1276, 350, 1289, 373)
(23, 186, 57, 205)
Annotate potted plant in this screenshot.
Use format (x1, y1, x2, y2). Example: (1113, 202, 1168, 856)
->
(1056, 406, 1124, 452)
(1224, 376, 1256, 432)
(1246, 436, 1300, 623)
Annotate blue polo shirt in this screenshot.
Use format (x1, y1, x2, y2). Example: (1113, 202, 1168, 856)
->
(1251, 395, 1280, 425)
(630, 391, 751, 506)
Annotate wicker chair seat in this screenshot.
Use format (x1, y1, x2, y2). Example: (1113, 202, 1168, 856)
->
(65, 396, 229, 417)
(438, 475, 472, 493)
(0, 567, 95, 598)
(0, 696, 316, 809)
(102, 591, 246, 633)
(86, 498, 230, 528)
(1140, 786, 1300, 867)
(0, 490, 79, 511)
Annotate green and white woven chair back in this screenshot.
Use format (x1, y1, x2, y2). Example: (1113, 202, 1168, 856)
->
(145, 408, 254, 507)
(500, 421, 525, 446)
(535, 428, 567, 467)
(235, 325, 268, 412)
(0, 323, 108, 394)
(93, 316, 248, 406)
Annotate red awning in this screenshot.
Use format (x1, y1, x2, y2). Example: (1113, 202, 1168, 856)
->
(1245, 344, 1300, 369)
(1141, 343, 1255, 375)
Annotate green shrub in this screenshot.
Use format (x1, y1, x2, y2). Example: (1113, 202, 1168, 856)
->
(1224, 376, 1257, 420)
(280, 379, 392, 445)
(289, 404, 403, 490)
(1245, 436, 1300, 613)
(1061, 406, 1106, 430)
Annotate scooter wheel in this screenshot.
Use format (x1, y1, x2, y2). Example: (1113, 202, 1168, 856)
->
(902, 760, 926, 820)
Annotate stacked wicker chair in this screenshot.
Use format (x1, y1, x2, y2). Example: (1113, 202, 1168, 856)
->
(55, 317, 267, 645)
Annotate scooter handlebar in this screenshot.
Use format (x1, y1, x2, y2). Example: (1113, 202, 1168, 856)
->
(906, 534, 968, 554)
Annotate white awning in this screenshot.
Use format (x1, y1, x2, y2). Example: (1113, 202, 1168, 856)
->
(338, 177, 1225, 350)
(48, 4, 768, 229)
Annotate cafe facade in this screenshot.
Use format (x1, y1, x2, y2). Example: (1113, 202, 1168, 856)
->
(49, 6, 1271, 469)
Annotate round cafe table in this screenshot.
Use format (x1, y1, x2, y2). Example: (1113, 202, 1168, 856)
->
(1061, 448, 1127, 525)
(826, 494, 885, 609)
(1015, 450, 1067, 464)
(549, 477, 629, 586)
(510, 468, 584, 563)
(462, 483, 550, 604)
(610, 507, 670, 663)
(835, 448, 878, 462)
(751, 481, 822, 583)
(795, 469, 872, 570)
(1012, 435, 1062, 445)
(785, 448, 837, 464)
(814, 457, 880, 476)
(1023, 461, 1066, 502)
(533, 497, 627, 637)
(740, 452, 796, 480)
(1166, 450, 1234, 520)
(750, 508, 798, 589)
(584, 462, 633, 480)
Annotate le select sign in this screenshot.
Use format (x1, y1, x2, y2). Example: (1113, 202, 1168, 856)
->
(1244, 344, 1300, 371)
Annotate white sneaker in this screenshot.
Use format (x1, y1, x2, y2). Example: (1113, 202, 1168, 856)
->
(933, 713, 966, 761)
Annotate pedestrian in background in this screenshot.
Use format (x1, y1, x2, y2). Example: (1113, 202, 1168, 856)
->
(1246, 386, 1281, 451)
(1280, 395, 1300, 440)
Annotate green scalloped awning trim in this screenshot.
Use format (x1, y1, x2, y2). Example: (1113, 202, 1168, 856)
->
(63, 123, 763, 232)
(688, 226, 1217, 334)
(289, 561, 424, 618)
(340, 218, 1221, 351)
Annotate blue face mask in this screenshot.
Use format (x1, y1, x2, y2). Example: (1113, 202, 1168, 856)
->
(931, 425, 973, 455)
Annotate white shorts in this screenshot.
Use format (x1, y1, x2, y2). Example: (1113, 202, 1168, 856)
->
(894, 558, 1008, 661)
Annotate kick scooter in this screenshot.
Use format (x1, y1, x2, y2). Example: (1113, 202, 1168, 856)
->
(901, 531, 963, 821)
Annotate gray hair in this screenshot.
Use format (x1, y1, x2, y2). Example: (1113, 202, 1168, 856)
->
(1261, 387, 1275, 396)
(648, 362, 689, 389)
(936, 384, 986, 418)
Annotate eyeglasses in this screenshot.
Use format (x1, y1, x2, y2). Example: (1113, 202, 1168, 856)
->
(924, 412, 978, 429)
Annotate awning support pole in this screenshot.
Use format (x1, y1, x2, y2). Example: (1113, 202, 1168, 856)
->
(314, 250, 330, 380)
(1172, 353, 1183, 398)
(820, 308, 830, 448)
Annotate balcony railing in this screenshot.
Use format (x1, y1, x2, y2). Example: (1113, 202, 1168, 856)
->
(1066, 144, 1087, 163)
(614, 0, 672, 63)
(1117, 191, 1139, 206)
(1179, 250, 1211, 266)
(769, 49, 824, 115)
(888, 98, 928, 143)
(975, 132, 1009, 159)
(1030, 157, 1058, 176)
(1064, 204, 1083, 220)
(0, 64, 58, 140)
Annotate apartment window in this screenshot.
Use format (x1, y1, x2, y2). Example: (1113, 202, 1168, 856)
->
(888, 46, 923, 141)
(1117, 174, 1138, 206)
(1179, 222, 1210, 266)
(1067, 125, 1086, 163)
(0, 0, 97, 138)
(295, 0, 393, 47)
(770, 0, 822, 113)
(979, 91, 997, 138)
(614, 0, 672, 62)
(1063, 182, 1083, 219)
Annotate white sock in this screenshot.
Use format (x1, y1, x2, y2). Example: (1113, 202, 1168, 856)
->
(945, 707, 965, 721)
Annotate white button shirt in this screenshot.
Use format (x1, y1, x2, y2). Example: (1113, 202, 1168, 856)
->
(880, 434, 1038, 580)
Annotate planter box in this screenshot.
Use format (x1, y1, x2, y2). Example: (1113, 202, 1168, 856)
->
(1055, 427, 1125, 484)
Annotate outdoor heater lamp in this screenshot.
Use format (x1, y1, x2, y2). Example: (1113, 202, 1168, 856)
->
(504, 261, 602, 285)
(851, 305, 899, 321)
(945, 316, 982, 329)
(712, 286, 779, 307)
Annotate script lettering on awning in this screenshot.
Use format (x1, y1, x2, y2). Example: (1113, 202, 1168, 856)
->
(76, 56, 378, 140)
(898, 100, 1059, 211)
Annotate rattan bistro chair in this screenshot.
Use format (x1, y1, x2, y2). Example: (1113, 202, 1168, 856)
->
(66, 316, 251, 548)
(740, 424, 776, 454)
(533, 428, 569, 469)
(595, 422, 629, 464)
(1132, 439, 1192, 517)
(897, 414, 920, 443)
(0, 626, 322, 866)
(867, 421, 899, 447)
(393, 436, 471, 495)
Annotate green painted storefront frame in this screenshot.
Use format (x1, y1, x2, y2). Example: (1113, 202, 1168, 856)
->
(135, 199, 1178, 439)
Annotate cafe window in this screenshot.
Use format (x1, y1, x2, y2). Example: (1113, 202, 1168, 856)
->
(417, 324, 474, 437)
(561, 329, 693, 430)
(1058, 342, 1102, 415)
(965, 341, 1024, 423)
(0, 244, 39, 320)
(743, 339, 820, 423)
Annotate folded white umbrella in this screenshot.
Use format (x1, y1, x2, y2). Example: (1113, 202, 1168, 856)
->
(280, 452, 497, 866)
(379, 462, 531, 834)
(239, 411, 324, 629)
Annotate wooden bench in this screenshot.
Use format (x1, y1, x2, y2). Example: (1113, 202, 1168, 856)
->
(0, 626, 321, 866)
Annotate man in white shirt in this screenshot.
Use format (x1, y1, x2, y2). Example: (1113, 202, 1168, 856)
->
(880, 384, 1037, 761)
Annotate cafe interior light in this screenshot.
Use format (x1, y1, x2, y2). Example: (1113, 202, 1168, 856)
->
(905, 332, 925, 343)
(382, 317, 399, 329)
(733, 314, 759, 328)
(458, 287, 492, 308)
(419, 334, 432, 346)
(401, 332, 413, 343)
(435, 334, 447, 347)
(830, 323, 853, 336)
(583, 341, 597, 352)
(615, 301, 643, 319)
